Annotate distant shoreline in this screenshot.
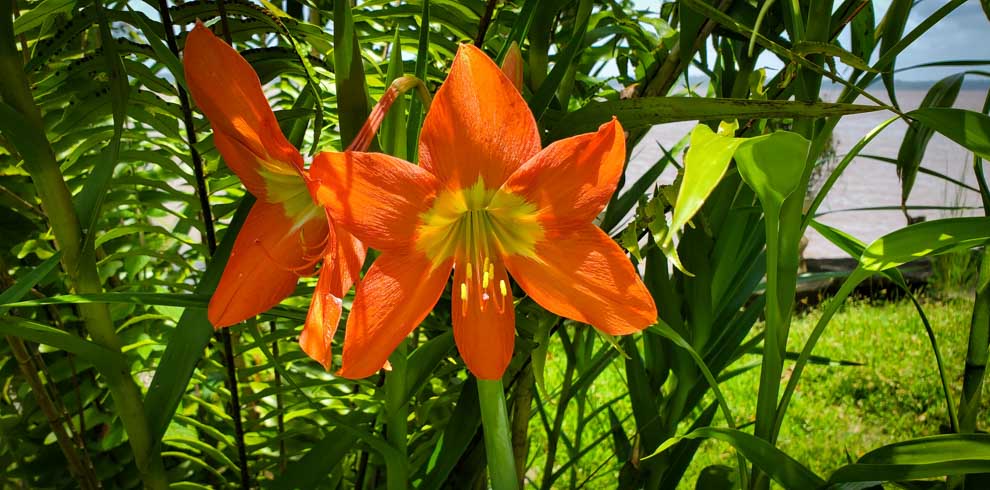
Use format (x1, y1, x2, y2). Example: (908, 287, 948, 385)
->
(824, 79, 990, 91)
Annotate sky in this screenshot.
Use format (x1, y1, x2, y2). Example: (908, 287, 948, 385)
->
(632, 0, 990, 82)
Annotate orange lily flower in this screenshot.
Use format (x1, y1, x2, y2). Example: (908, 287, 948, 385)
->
(183, 22, 365, 369)
(310, 44, 658, 380)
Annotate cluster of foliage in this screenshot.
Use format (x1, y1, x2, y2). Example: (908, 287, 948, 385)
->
(1, 0, 990, 488)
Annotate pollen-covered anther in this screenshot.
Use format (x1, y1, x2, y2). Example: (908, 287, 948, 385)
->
(499, 280, 507, 297)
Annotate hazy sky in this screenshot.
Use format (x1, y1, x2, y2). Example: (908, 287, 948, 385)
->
(632, 0, 990, 82)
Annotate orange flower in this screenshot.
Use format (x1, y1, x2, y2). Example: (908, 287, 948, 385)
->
(310, 44, 657, 380)
(183, 22, 365, 369)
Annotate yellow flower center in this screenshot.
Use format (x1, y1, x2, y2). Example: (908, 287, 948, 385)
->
(415, 178, 544, 311)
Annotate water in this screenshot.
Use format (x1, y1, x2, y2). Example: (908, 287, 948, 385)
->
(625, 90, 988, 258)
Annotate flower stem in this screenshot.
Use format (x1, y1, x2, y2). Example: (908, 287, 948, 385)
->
(477, 378, 519, 490)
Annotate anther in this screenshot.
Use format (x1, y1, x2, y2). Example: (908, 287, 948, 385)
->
(460, 283, 468, 301)
(482, 271, 490, 289)
(499, 280, 507, 296)
(466, 262, 473, 279)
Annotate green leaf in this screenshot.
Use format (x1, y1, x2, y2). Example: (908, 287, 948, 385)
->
(13, 0, 74, 34)
(666, 123, 743, 248)
(528, 1, 591, 121)
(830, 435, 990, 483)
(649, 427, 825, 489)
(860, 217, 990, 272)
(143, 196, 253, 442)
(128, 7, 188, 92)
(269, 425, 360, 490)
(792, 41, 874, 72)
(334, 0, 372, 149)
(548, 97, 881, 139)
(403, 331, 454, 404)
(419, 379, 481, 490)
(896, 73, 964, 205)
(381, 28, 408, 159)
(0, 252, 61, 315)
(406, 0, 430, 161)
(908, 107, 990, 161)
(734, 131, 810, 208)
(0, 317, 126, 373)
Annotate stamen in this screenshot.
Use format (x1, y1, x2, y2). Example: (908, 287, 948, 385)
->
(466, 262, 473, 279)
(255, 233, 327, 275)
(460, 283, 468, 301)
(482, 270, 490, 289)
(499, 280, 507, 297)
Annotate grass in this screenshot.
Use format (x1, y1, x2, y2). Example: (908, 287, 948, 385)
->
(526, 295, 980, 488)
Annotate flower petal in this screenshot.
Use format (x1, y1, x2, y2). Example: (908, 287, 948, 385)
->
(299, 258, 342, 370)
(419, 44, 540, 191)
(497, 119, 625, 234)
(208, 200, 328, 327)
(504, 224, 656, 335)
(184, 22, 303, 199)
(299, 222, 366, 370)
(337, 251, 453, 379)
(309, 151, 438, 251)
(452, 261, 515, 380)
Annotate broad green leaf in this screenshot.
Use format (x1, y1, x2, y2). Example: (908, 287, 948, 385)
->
(13, 0, 74, 34)
(909, 107, 990, 161)
(269, 425, 361, 490)
(849, 1, 876, 62)
(896, 73, 964, 205)
(877, 0, 912, 106)
(334, 0, 372, 149)
(734, 131, 810, 208)
(830, 435, 990, 483)
(860, 217, 990, 272)
(419, 379, 481, 489)
(550, 98, 880, 139)
(403, 331, 454, 404)
(0, 317, 126, 373)
(649, 427, 825, 489)
(667, 123, 743, 248)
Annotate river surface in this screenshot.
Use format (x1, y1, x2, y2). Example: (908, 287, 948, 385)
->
(625, 89, 988, 258)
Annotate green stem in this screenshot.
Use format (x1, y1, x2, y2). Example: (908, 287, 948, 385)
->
(961, 247, 990, 432)
(478, 378, 519, 490)
(0, 5, 166, 488)
(384, 342, 408, 457)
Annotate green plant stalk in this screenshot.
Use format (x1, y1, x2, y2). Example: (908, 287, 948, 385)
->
(385, 342, 409, 456)
(753, 205, 785, 445)
(960, 246, 990, 432)
(510, 364, 534, 488)
(959, 91, 990, 436)
(0, 6, 167, 488)
(478, 378, 520, 490)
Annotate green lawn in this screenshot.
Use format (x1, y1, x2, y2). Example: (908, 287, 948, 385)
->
(527, 295, 980, 488)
